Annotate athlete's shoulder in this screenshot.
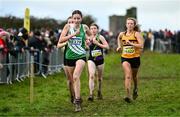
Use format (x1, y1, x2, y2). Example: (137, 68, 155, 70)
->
(64, 24, 70, 30)
(120, 31, 126, 35)
(118, 32, 125, 39)
(82, 24, 88, 29)
(99, 34, 105, 39)
(134, 31, 141, 37)
(81, 24, 89, 33)
(82, 24, 88, 27)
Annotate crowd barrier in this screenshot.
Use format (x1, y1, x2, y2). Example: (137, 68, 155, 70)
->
(154, 39, 172, 53)
(0, 47, 63, 84)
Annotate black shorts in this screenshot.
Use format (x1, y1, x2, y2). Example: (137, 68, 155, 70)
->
(66, 57, 86, 67)
(64, 58, 68, 66)
(88, 58, 104, 66)
(121, 57, 140, 68)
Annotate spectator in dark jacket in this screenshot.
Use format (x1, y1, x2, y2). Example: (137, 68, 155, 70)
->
(28, 30, 49, 77)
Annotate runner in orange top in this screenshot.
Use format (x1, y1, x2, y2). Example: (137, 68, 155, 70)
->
(116, 17, 144, 103)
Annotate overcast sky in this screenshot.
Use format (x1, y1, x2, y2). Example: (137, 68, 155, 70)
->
(0, 0, 180, 31)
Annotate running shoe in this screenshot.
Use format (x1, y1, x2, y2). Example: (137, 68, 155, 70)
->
(97, 91, 103, 99)
(88, 95, 94, 101)
(133, 88, 138, 100)
(74, 99, 81, 112)
(124, 97, 131, 103)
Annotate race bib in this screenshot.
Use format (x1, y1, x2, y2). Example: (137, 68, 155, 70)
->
(91, 50, 102, 57)
(123, 46, 135, 54)
(70, 37, 82, 46)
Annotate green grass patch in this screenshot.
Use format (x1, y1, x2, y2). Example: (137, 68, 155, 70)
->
(0, 52, 180, 116)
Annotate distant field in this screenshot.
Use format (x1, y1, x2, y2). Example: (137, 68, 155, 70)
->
(0, 52, 180, 116)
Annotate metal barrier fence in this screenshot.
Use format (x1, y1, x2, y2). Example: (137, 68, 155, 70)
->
(0, 47, 63, 84)
(0, 51, 8, 83)
(154, 39, 172, 53)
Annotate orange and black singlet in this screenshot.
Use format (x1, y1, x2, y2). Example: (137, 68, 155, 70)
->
(121, 31, 141, 58)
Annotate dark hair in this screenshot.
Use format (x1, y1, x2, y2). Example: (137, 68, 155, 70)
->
(34, 30, 41, 36)
(126, 17, 141, 32)
(72, 10, 82, 18)
(67, 16, 72, 20)
(67, 16, 72, 23)
(19, 27, 28, 39)
(90, 23, 99, 29)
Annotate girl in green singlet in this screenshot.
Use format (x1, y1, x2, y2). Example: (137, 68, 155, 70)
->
(59, 10, 91, 112)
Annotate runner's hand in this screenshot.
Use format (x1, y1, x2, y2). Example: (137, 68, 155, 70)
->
(75, 29, 80, 36)
(93, 38, 99, 45)
(86, 38, 91, 46)
(126, 40, 133, 46)
(116, 47, 121, 52)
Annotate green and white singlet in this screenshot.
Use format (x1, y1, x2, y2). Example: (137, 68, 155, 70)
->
(66, 24, 86, 59)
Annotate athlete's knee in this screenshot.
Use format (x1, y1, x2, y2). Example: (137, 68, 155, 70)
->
(67, 75, 73, 80)
(132, 76, 137, 80)
(69, 80, 73, 85)
(89, 74, 94, 80)
(125, 75, 131, 80)
(73, 74, 80, 81)
(98, 77, 102, 81)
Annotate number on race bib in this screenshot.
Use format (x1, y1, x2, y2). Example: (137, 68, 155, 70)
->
(123, 46, 135, 54)
(91, 50, 102, 57)
(70, 37, 82, 46)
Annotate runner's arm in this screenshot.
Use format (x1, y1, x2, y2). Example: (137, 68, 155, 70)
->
(83, 24, 92, 37)
(116, 32, 123, 51)
(127, 32, 144, 49)
(59, 24, 79, 43)
(93, 35, 109, 50)
(57, 41, 67, 48)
